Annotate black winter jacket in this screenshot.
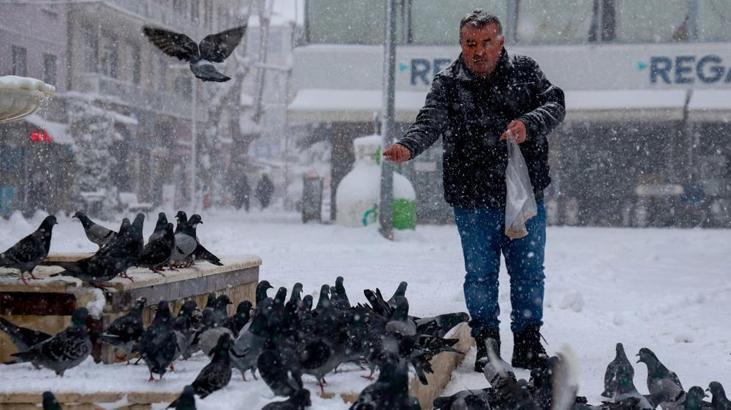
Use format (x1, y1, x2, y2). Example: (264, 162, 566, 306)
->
(398, 49, 565, 208)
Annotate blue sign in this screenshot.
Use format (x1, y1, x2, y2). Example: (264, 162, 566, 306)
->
(638, 54, 731, 84)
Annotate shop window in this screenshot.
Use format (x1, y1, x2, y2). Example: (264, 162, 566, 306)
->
(43, 54, 57, 85)
(11, 46, 27, 76)
(516, 0, 594, 44)
(410, 0, 508, 45)
(698, 0, 731, 42)
(306, 0, 387, 44)
(614, 0, 689, 43)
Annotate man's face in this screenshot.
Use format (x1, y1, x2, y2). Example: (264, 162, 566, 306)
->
(459, 23, 505, 77)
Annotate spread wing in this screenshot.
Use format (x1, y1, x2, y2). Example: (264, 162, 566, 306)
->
(199, 25, 247, 62)
(143, 26, 199, 61)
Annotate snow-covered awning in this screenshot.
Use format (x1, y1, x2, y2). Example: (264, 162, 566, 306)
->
(288, 88, 693, 123)
(23, 114, 73, 145)
(564, 89, 688, 122)
(687, 90, 731, 122)
(288, 89, 428, 123)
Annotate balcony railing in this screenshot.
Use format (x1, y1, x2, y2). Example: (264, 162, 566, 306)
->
(77, 73, 205, 120)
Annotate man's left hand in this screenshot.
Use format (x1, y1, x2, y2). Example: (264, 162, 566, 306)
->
(500, 120, 527, 144)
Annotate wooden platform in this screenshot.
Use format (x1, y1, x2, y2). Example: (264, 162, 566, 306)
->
(0, 254, 261, 364)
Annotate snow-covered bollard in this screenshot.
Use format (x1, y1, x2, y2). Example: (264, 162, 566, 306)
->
(0, 75, 55, 123)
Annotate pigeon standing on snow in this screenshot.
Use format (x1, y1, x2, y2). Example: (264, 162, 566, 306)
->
(100, 297, 147, 361)
(169, 385, 196, 410)
(262, 389, 311, 410)
(73, 211, 115, 248)
(42, 391, 62, 410)
(176, 333, 232, 403)
(637, 347, 685, 408)
(602, 342, 635, 398)
(139, 301, 178, 381)
(10, 307, 91, 377)
(0, 215, 57, 284)
(708, 381, 731, 410)
(143, 25, 247, 82)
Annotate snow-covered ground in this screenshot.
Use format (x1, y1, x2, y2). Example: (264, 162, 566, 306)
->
(1, 209, 730, 409)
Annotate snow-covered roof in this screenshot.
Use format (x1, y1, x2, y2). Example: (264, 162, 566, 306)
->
(23, 114, 73, 146)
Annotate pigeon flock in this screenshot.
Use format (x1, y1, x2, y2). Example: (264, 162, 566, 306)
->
(0, 211, 222, 287)
(2, 278, 470, 410)
(435, 340, 731, 410)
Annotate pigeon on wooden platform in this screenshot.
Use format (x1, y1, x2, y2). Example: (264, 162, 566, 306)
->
(148, 212, 169, 243)
(143, 25, 247, 82)
(187, 214, 223, 266)
(73, 211, 115, 248)
(42, 391, 62, 410)
(100, 297, 146, 360)
(139, 301, 178, 381)
(10, 308, 91, 377)
(262, 389, 311, 410)
(414, 312, 469, 338)
(637, 347, 685, 408)
(708, 381, 731, 410)
(170, 212, 197, 267)
(139, 222, 175, 273)
(0, 215, 57, 284)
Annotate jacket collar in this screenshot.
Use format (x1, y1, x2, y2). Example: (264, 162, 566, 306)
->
(452, 48, 510, 82)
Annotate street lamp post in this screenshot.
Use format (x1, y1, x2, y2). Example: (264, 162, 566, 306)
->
(190, 77, 198, 211)
(379, 0, 397, 240)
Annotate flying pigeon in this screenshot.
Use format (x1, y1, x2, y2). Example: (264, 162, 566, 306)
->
(10, 307, 91, 377)
(73, 211, 115, 248)
(143, 25, 247, 82)
(0, 215, 57, 284)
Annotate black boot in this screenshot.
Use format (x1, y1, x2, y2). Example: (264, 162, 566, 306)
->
(511, 325, 548, 369)
(473, 327, 500, 372)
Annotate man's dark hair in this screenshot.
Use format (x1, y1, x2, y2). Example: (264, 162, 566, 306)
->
(459, 9, 503, 35)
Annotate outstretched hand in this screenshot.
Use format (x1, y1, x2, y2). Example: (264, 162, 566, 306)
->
(500, 120, 527, 144)
(383, 144, 411, 163)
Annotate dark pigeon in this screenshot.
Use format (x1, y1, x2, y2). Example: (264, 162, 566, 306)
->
(73, 211, 115, 248)
(148, 212, 169, 243)
(708, 381, 731, 410)
(168, 385, 196, 410)
(100, 297, 146, 361)
(685, 386, 712, 410)
(139, 222, 175, 273)
(143, 25, 247, 82)
(0, 215, 57, 284)
(262, 389, 311, 410)
(350, 353, 420, 410)
(223, 300, 252, 337)
(0, 316, 52, 357)
(139, 301, 178, 381)
(331, 276, 350, 310)
(433, 389, 492, 410)
(173, 299, 200, 360)
(637, 347, 685, 408)
(188, 333, 232, 399)
(42, 391, 62, 410)
(414, 312, 470, 338)
(258, 348, 303, 397)
(602, 343, 635, 399)
(11, 307, 91, 377)
(187, 214, 223, 266)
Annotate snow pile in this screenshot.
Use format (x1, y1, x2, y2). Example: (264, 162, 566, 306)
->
(0, 75, 55, 95)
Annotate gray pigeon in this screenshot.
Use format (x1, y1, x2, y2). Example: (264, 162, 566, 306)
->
(42, 391, 62, 410)
(11, 308, 91, 377)
(170, 212, 198, 267)
(708, 381, 731, 410)
(73, 211, 115, 248)
(602, 343, 635, 398)
(100, 297, 146, 361)
(187, 214, 223, 266)
(637, 347, 685, 408)
(350, 353, 420, 410)
(230, 311, 268, 380)
(143, 25, 247, 82)
(0, 215, 57, 284)
(384, 296, 416, 337)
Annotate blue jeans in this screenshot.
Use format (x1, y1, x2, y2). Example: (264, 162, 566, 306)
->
(454, 200, 546, 336)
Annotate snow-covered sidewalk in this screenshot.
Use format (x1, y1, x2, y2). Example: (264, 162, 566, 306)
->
(1, 209, 730, 409)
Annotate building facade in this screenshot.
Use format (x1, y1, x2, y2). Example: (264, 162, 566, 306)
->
(290, 0, 731, 227)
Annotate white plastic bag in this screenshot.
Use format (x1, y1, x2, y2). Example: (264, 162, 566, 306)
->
(504, 131, 537, 239)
